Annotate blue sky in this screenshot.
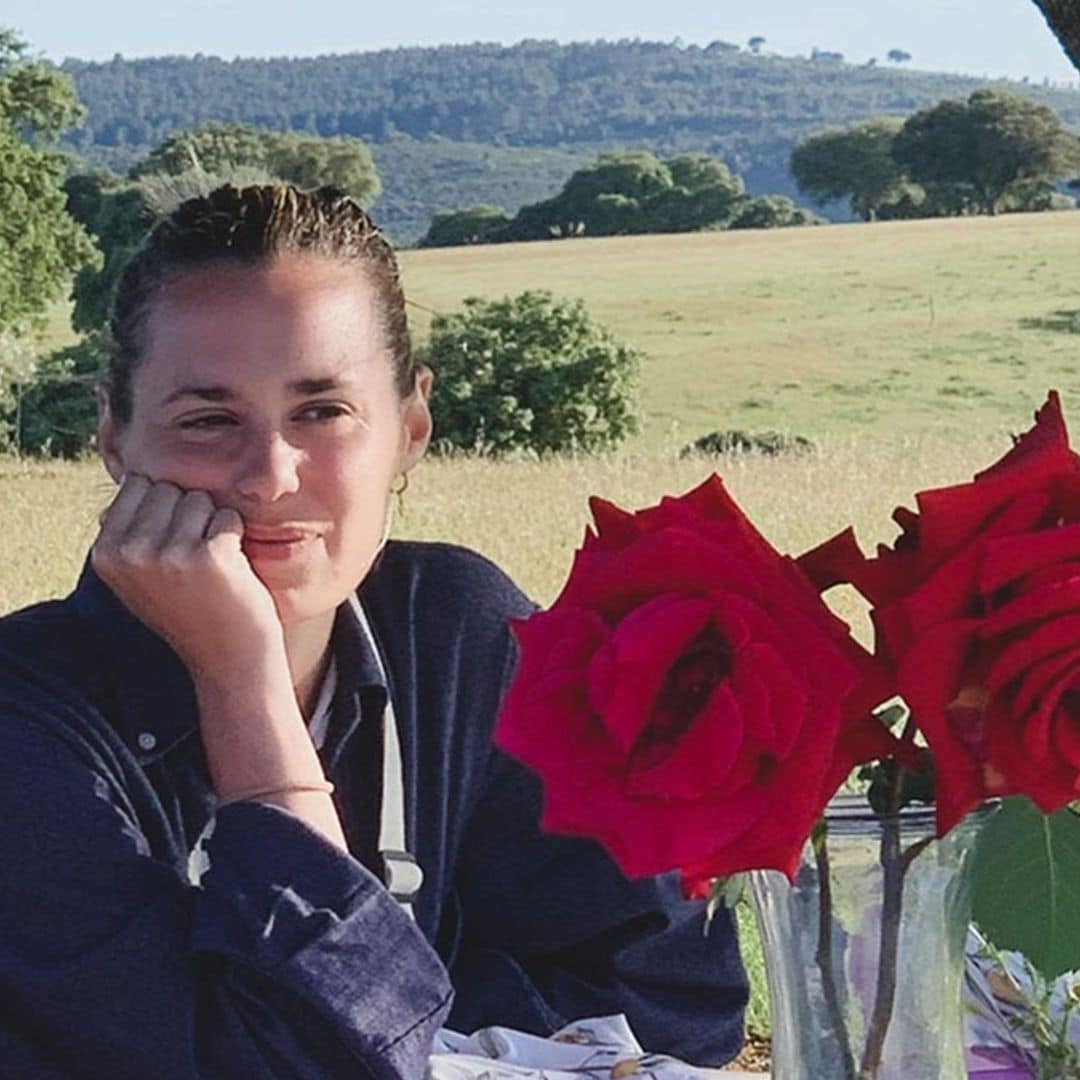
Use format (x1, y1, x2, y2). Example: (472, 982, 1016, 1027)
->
(6, 0, 1078, 85)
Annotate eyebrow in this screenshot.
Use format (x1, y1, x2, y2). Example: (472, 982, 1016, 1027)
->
(161, 376, 349, 406)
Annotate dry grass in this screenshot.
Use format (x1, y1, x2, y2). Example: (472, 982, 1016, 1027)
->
(1, 433, 1005, 620)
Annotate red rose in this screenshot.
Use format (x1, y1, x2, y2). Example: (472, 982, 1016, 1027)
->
(800, 393, 1080, 833)
(495, 475, 895, 887)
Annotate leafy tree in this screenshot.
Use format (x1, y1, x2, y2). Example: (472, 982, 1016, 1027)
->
(893, 89, 1080, 215)
(0, 29, 97, 332)
(728, 195, 821, 229)
(422, 290, 640, 456)
(747, 37, 766, 54)
(791, 117, 912, 220)
(419, 205, 512, 247)
(131, 123, 381, 206)
(498, 150, 746, 242)
(64, 171, 154, 333)
(6, 332, 105, 457)
(887, 49, 912, 64)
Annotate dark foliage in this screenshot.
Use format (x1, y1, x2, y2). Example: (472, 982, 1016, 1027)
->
(57, 41, 1080, 244)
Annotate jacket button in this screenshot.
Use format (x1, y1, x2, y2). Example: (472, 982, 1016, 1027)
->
(138, 732, 157, 751)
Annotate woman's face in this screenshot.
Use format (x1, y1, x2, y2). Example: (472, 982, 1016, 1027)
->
(98, 253, 432, 626)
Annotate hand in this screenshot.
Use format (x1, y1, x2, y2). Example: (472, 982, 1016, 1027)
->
(91, 474, 286, 682)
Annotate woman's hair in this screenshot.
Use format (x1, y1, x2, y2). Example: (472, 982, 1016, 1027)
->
(106, 183, 413, 424)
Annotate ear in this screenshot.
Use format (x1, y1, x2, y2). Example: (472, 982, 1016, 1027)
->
(96, 387, 126, 485)
(398, 364, 433, 474)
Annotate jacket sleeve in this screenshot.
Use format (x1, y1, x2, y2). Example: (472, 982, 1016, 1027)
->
(0, 695, 451, 1080)
(447, 645, 749, 1068)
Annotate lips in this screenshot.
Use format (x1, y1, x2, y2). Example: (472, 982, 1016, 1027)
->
(241, 526, 320, 562)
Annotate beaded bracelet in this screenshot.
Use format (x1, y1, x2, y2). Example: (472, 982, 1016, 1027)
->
(216, 779, 335, 808)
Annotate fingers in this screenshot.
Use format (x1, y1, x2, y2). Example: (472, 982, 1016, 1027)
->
(167, 490, 219, 553)
(95, 475, 231, 566)
(206, 506, 244, 546)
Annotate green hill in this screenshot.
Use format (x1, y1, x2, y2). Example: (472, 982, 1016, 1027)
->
(59, 40, 1080, 243)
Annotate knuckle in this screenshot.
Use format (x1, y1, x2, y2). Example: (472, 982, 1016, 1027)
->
(116, 537, 154, 567)
(181, 489, 215, 513)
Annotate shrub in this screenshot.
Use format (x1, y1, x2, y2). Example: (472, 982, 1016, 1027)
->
(728, 195, 822, 230)
(419, 205, 512, 247)
(422, 290, 640, 455)
(8, 334, 106, 457)
(680, 429, 815, 458)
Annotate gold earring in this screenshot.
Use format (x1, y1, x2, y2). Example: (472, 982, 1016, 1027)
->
(392, 472, 409, 515)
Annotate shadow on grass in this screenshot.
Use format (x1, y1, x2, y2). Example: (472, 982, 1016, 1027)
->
(1020, 309, 1080, 334)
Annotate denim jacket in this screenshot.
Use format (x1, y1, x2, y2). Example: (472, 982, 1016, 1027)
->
(0, 540, 747, 1079)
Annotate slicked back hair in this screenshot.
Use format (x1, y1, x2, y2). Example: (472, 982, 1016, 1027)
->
(106, 183, 413, 424)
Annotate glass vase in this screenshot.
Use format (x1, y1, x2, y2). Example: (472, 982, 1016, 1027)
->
(748, 796, 989, 1080)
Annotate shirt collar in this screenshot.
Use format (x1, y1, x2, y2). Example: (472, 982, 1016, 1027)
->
(69, 556, 390, 766)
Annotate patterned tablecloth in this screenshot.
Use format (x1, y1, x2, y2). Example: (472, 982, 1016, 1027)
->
(428, 1015, 767, 1078)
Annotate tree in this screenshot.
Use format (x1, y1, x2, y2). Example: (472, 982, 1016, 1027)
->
(419, 205, 511, 247)
(131, 123, 382, 206)
(422, 290, 640, 456)
(791, 117, 912, 220)
(728, 195, 821, 229)
(1031, 1, 1080, 74)
(0, 29, 98, 332)
(893, 89, 1080, 215)
(747, 37, 766, 54)
(499, 150, 747, 242)
(886, 49, 912, 64)
(64, 171, 154, 333)
(6, 332, 105, 457)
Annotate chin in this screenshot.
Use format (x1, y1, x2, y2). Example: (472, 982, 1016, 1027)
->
(266, 571, 374, 627)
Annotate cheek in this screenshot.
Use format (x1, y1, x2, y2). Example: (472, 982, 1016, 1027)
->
(117, 429, 236, 491)
(314, 449, 393, 537)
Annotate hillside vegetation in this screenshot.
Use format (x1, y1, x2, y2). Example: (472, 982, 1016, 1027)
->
(59, 40, 1080, 243)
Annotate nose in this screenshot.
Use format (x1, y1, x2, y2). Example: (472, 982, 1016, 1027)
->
(233, 429, 303, 504)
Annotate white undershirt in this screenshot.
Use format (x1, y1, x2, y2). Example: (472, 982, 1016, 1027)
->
(307, 655, 338, 751)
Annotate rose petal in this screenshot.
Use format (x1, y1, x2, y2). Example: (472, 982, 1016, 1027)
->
(979, 522, 1080, 596)
(1018, 659, 1080, 764)
(1012, 649, 1080, 733)
(897, 618, 986, 834)
(559, 526, 764, 615)
(980, 576, 1080, 639)
(736, 641, 808, 759)
(976, 391, 1072, 482)
(985, 615, 1080, 695)
(623, 681, 745, 800)
(588, 496, 641, 551)
(1053, 692, 1080, 771)
(587, 594, 714, 753)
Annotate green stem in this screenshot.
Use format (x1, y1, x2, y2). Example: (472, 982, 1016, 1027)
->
(858, 812, 903, 1078)
(813, 823, 858, 1080)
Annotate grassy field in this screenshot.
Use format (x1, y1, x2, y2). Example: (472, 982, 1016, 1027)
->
(10, 211, 1079, 1052)
(400, 212, 1080, 451)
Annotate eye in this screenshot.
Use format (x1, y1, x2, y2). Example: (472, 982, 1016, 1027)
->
(177, 413, 238, 430)
(295, 403, 352, 423)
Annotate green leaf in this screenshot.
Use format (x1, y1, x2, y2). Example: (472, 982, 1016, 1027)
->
(972, 797, 1080, 980)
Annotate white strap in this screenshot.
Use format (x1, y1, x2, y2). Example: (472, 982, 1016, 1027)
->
(347, 595, 423, 915)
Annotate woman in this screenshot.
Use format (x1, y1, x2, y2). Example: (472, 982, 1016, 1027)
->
(0, 184, 748, 1078)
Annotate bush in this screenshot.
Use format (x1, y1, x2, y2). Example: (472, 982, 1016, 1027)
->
(7, 334, 106, 457)
(680, 429, 815, 458)
(422, 290, 640, 455)
(728, 195, 822, 230)
(419, 205, 512, 247)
